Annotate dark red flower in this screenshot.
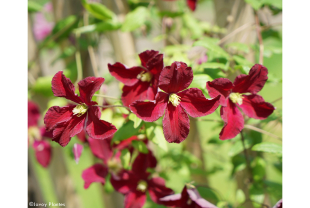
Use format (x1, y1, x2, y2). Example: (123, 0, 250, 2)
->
(163, 0, 197, 11)
(110, 151, 174, 208)
(28, 100, 53, 168)
(206, 64, 275, 140)
(130, 61, 220, 143)
(160, 185, 218, 208)
(82, 136, 140, 189)
(108, 50, 164, 107)
(44, 71, 117, 147)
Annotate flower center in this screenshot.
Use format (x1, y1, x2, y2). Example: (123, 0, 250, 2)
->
(137, 71, 152, 82)
(136, 180, 148, 192)
(168, 93, 181, 107)
(107, 158, 122, 174)
(73, 103, 88, 117)
(28, 126, 42, 145)
(229, 93, 243, 105)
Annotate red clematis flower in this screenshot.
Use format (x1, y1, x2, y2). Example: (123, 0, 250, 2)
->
(110, 151, 174, 208)
(44, 71, 117, 147)
(160, 185, 218, 208)
(28, 100, 53, 168)
(163, 0, 197, 11)
(82, 136, 140, 189)
(130, 61, 220, 143)
(206, 64, 275, 140)
(108, 50, 164, 107)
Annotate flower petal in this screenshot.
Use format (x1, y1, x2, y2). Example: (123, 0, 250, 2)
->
(187, 0, 198, 11)
(186, 188, 218, 208)
(206, 78, 233, 106)
(122, 81, 157, 107)
(160, 193, 182, 207)
(132, 151, 157, 179)
(114, 136, 139, 151)
(82, 164, 108, 189)
(129, 92, 168, 122)
(51, 71, 82, 103)
(78, 77, 105, 105)
(88, 137, 113, 162)
(148, 177, 174, 204)
(33, 140, 52, 168)
(52, 114, 86, 147)
(159, 61, 193, 93)
(238, 94, 275, 119)
(179, 88, 220, 117)
(44, 106, 75, 131)
(138, 50, 159, 68)
(163, 104, 190, 143)
(219, 100, 244, 140)
(111, 170, 138, 194)
(232, 64, 268, 94)
(108, 62, 144, 86)
(28, 101, 40, 127)
(146, 53, 164, 76)
(76, 130, 87, 143)
(73, 143, 83, 164)
(124, 191, 146, 208)
(86, 107, 117, 140)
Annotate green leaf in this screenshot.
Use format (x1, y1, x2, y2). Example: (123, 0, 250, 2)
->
(32, 76, 53, 97)
(128, 113, 142, 128)
(262, 0, 282, 9)
(41, 15, 78, 46)
(103, 174, 114, 193)
(145, 123, 168, 152)
(120, 149, 131, 169)
(182, 13, 203, 39)
(244, 0, 264, 10)
(228, 136, 252, 157)
(28, 1, 43, 13)
(158, 11, 184, 18)
(189, 74, 212, 90)
(121, 7, 150, 32)
(236, 189, 246, 205)
(252, 142, 282, 155)
(200, 62, 228, 70)
(193, 37, 230, 59)
(252, 157, 266, 181)
(83, 2, 115, 21)
(74, 21, 121, 34)
(132, 140, 149, 154)
(112, 120, 142, 142)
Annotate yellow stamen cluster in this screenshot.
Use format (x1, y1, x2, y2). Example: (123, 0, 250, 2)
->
(137, 71, 152, 82)
(73, 103, 88, 117)
(229, 93, 243, 105)
(28, 126, 42, 145)
(168, 93, 181, 107)
(136, 180, 148, 192)
(107, 158, 122, 174)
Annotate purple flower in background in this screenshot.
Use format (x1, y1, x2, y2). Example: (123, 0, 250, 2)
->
(33, 3, 54, 41)
(197, 54, 208, 65)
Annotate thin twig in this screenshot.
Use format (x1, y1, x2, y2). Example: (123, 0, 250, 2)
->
(83, 12, 99, 77)
(218, 22, 254, 45)
(93, 94, 121, 100)
(271, 96, 282, 104)
(196, 118, 222, 122)
(244, 124, 282, 140)
(254, 11, 264, 65)
(75, 49, 83, 84)
(240, 130, 253, 182)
